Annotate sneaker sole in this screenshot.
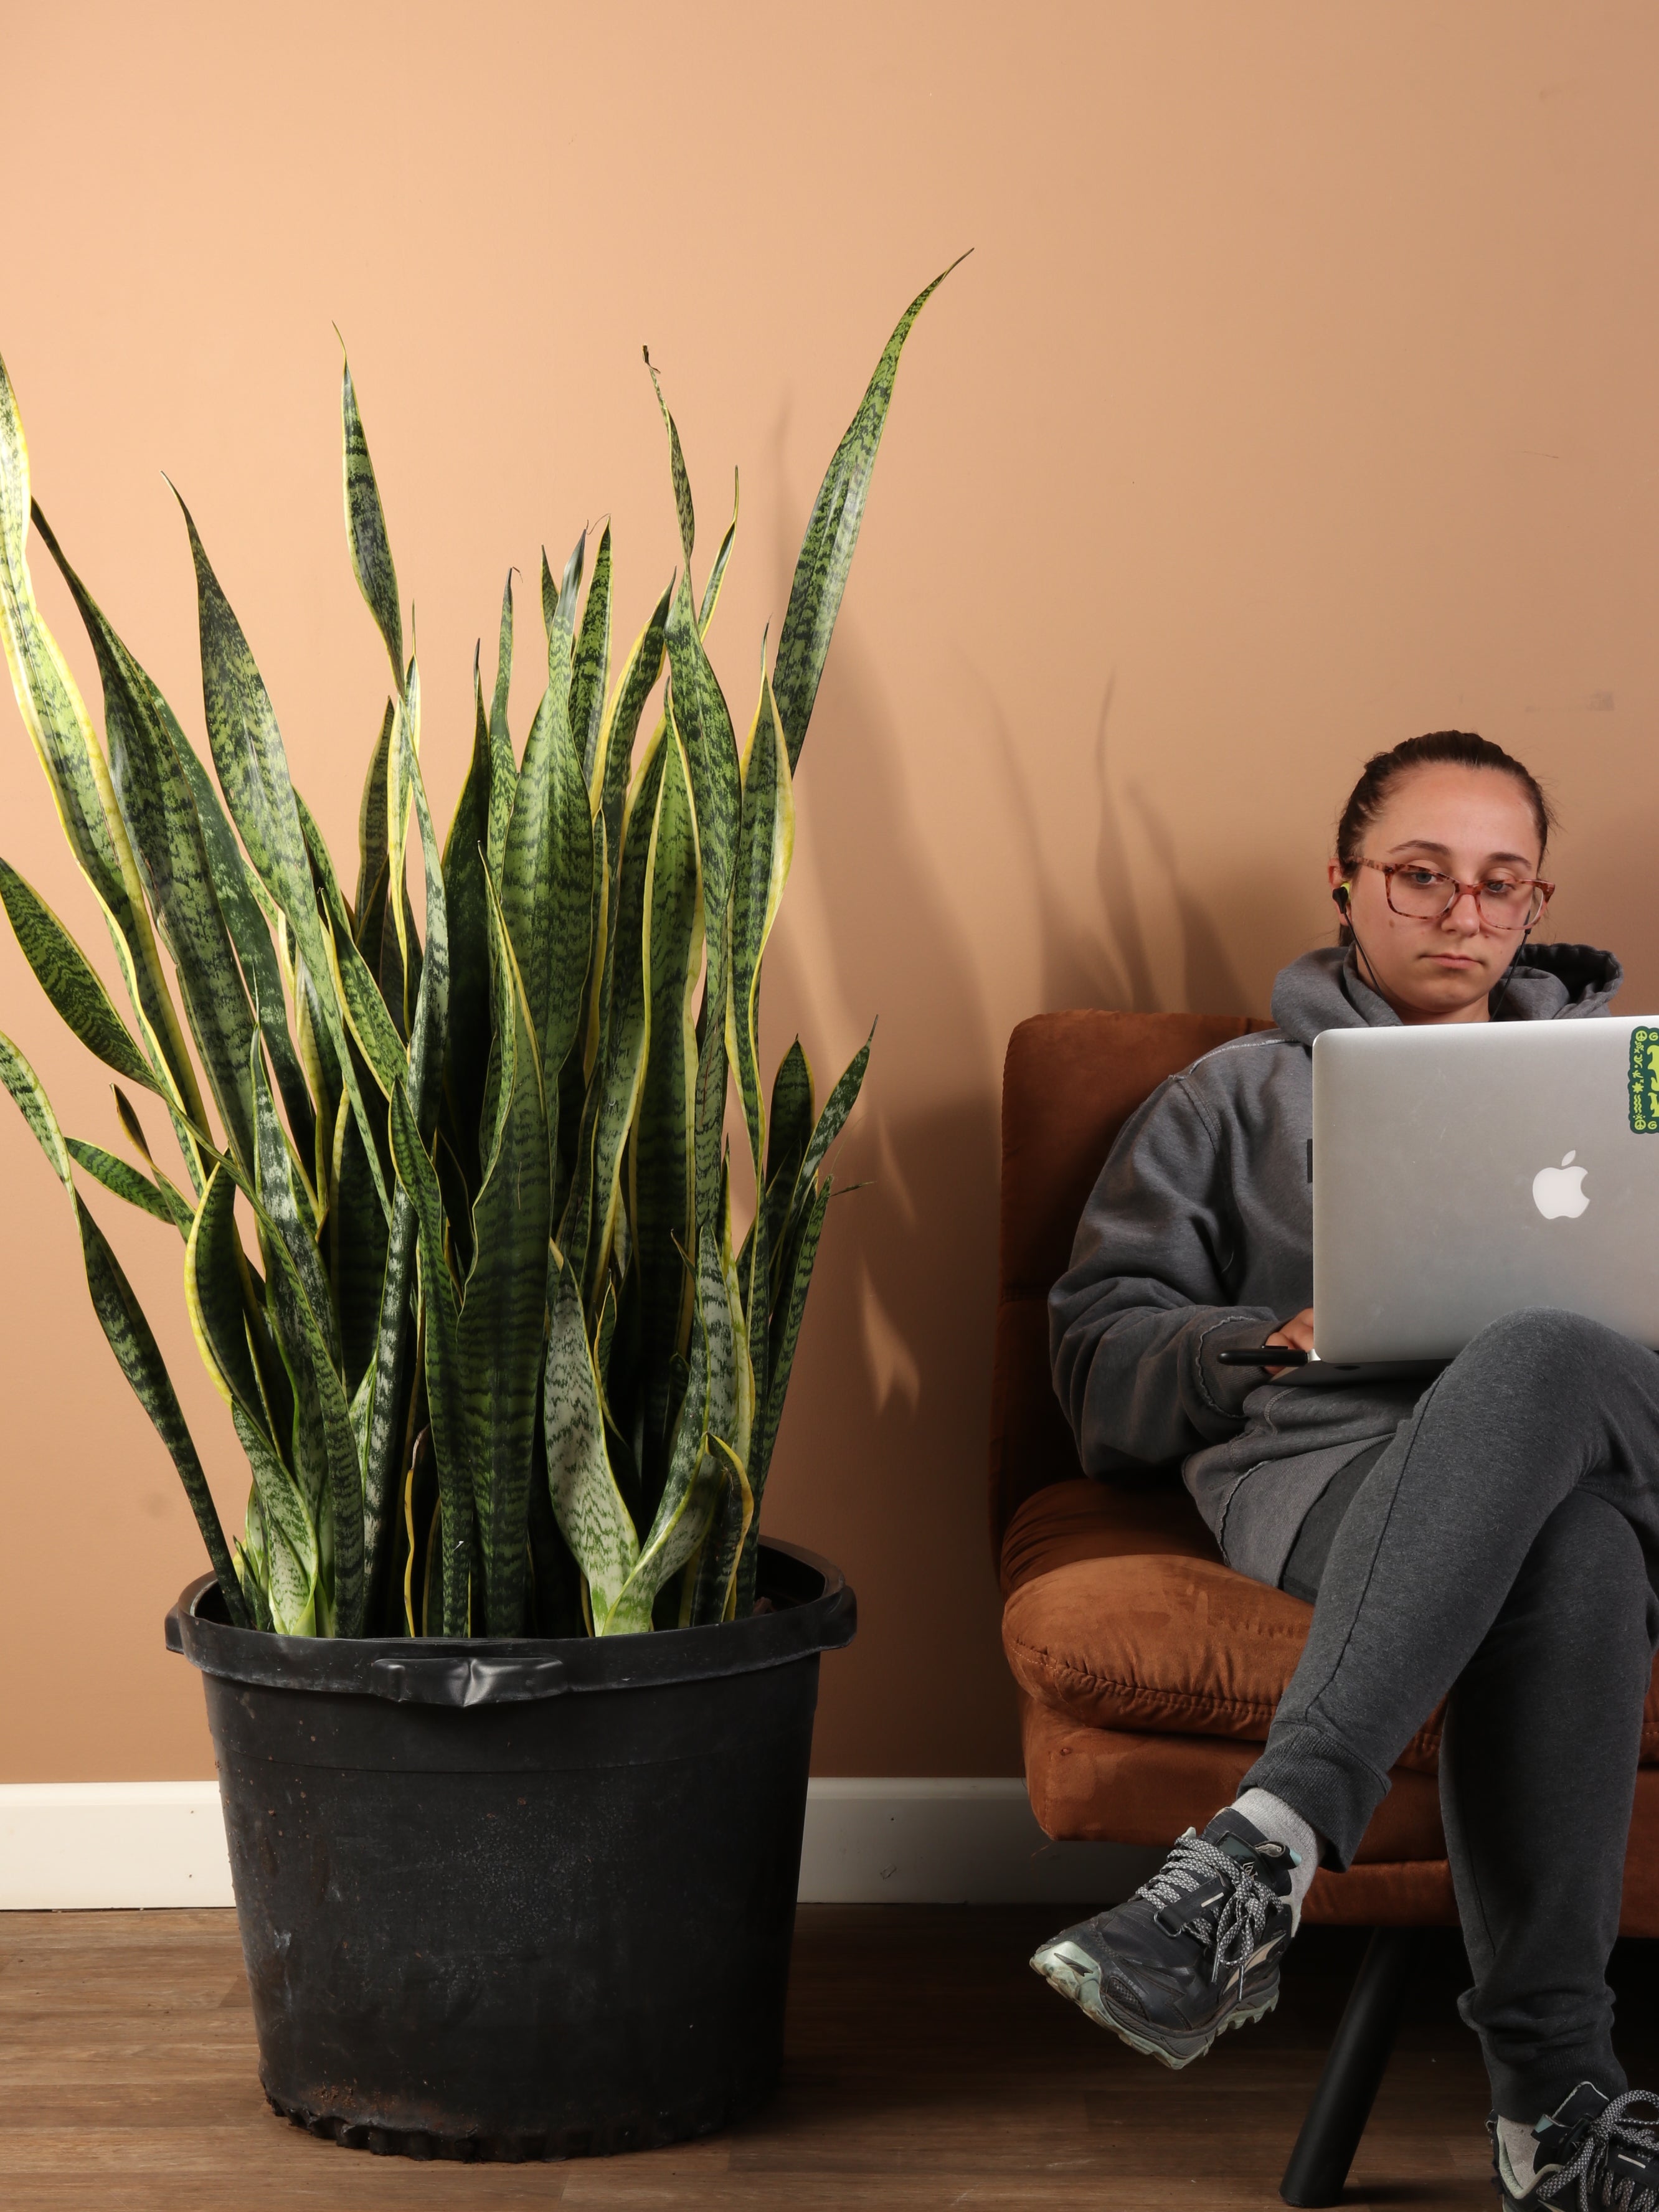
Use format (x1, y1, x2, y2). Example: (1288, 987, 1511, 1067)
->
(1029, 1940, 1279, 2069)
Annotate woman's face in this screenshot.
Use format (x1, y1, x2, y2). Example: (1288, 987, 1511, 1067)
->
(1325, 763, 1548, 1024)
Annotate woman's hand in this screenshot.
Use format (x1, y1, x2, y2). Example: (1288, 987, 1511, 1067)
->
(1265, 1307, 1315, 1376)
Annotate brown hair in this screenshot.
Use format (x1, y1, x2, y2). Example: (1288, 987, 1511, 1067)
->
(1335, 730, 1556, 876)
(1334, 732, 1556, 947)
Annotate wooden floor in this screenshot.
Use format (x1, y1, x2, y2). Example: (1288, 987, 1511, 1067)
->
(2, 1907, 1656, 2210)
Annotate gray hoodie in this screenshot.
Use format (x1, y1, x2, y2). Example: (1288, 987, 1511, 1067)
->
(1049, 942, 1624, 1587)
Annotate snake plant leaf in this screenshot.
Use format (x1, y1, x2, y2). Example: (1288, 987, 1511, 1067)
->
(458, 872, 550, 1635)
(231, 1403, 318, 1634)
(762, 1038, 815, 1283)
(67, 1138, 179, 1231)
(631, 720, 702, 1485)
(501, 631, 592, 1171)
(643, 347, 695, 570)
(248, 1041, 365, 1632)
(665, 577, 740, 932)
(179, 497, 390, 1223)
(326, 912, 405, 1097)
(665, 590, 740, 1233)
(700, 1183, 739, 1456)
(1, 377, 199, 1127)
(543, 530, 584, 661)
(726, 664, 795, 1179)
(590, 579, 672, 884)
(0, 858, 161, 1095)
(569, 523, 612, 785)
(795, 1022, 874, 1213)
(235, 1506, 276, 1631)
(111, 1086, 197, 1234)
(719, 1181, 753, 1467)
(605, 1428, 721, 1637)
(339, 351, 404, 694)
(357, 1186, 417, 1627)
(486, 572, 516, 882)
(691, 1435, 754, 1625)
(734, 1173, 834, 1616)
(329, 1083, 390, 1401)
(172, 730, 315, 1166)
(31, 508, 261, 1173)
(543, 1242, 638, 1632)
(0, 1028, 250, 1624)
(399, 668, 450, 1138)
(440, 662, 493, 1180)
(387, 1079, 474, 1634)
(697, 471, 738, 638)
(183, 1163, 265, 1416)
(354, 700, 394, 930)
(572, 727, 663, 1306)
(772, 256, 963, 768)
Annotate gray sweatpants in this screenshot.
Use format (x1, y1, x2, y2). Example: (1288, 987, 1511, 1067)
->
(1240, 1307, 1659, 2121)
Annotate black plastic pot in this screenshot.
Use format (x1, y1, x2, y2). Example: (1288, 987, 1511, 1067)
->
(166, 1540, 856, 2162)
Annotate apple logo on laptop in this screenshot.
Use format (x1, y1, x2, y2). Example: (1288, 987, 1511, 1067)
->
(1533, 1150, 1589, 1220)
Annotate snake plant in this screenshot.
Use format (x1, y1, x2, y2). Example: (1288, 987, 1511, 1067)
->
(0, 265, 956, 1638)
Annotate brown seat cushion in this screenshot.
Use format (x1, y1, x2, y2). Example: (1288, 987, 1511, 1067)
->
(1003, 1478, 1659, 1773)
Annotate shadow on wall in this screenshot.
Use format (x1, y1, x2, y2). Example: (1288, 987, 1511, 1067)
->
(762, 608, 1013, 1771)
(982, 678, 1255, 1019)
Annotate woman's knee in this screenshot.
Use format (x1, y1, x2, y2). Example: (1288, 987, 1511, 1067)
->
(1455, 1307, 1618, 1394)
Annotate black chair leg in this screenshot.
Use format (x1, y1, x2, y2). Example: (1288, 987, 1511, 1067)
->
(1279, 1927, 1422, 2207)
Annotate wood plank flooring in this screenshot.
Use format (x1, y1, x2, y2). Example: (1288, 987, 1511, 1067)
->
(1, 1906, 1654, 2209)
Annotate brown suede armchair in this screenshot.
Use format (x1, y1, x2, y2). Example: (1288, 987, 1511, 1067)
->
(993, 1010, 1659, 2205)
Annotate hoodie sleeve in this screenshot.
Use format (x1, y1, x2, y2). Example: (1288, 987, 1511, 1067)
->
(1049, 1075, 1280, 1475)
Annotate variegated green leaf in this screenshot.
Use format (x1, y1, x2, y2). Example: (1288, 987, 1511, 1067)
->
(543, 529, 582, 661)
(248, 1043, 364, 1633)
(178, 497, 389, 1222)
(631, 721, 702, 1487)
(725, 664, 795, 1180)
(0, 371, 201, 1126)
(736, 1175, 833, 1615)
(643, 347, 695, 570)
(501, 607, 592, 1173)
(111, 1086, 197, 1234)
(690, 1435, 753, 1625)
(173, 730, 314, 1165)
(354, 699, 394, 929)
(0, 1028, 250, 1625)
(231, 1403, 318, 1634)
(771, 256, 963, 767)
(564, 727, 662, 1304)
(33, 508, 260, 1173)
(440, 658, 493, 1179)
(589, 579, 671, 882)
(697, 470, 738, 637)
(387, 1078, 473, 1634)
(459, 873, 550, 1636)
(486, 572, 516, 882)
(0, 857, 160, 1095)
(339, 349, 404, 692)
(67, 1138, 177, 1231)
(795, 1024, 873, 1213)
(762, 1039, 815, 1287)
(569, 523, 612, 785)
(543, 1242, 638, 1631)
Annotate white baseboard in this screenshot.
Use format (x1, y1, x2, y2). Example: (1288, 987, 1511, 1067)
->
(0, 1779, 1157, 1911)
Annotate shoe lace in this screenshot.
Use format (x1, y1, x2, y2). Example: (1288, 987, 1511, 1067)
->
(1539, 2090, 1659, 2211)
(1134, 1830, 1274, 1988)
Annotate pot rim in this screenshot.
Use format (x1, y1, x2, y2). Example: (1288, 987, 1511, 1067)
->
(165, 1539, 855, 1706)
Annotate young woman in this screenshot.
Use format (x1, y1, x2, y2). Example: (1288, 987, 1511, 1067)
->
(1031, 732, 1659, 2209)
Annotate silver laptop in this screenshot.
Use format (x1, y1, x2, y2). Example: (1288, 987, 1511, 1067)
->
(1312, 1016, 1659, 1364)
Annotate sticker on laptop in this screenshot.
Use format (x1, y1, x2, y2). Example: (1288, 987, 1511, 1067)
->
(1630, 1028, 1659, 1132)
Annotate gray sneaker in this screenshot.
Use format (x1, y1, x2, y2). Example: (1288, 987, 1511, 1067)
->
(1491, 2083, 1659, 2207)
(1029, 1808, 1297, 2069)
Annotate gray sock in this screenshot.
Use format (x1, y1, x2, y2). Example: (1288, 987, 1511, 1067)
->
(1496, 2115, 1538, 2193)
(1232, 1787, 1320, 1929)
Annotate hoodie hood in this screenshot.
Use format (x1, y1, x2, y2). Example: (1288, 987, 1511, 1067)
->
(1270, 941, 1622, 1048)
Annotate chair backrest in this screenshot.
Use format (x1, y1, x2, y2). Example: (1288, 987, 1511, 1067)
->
(989, 1009, 1273, 1554)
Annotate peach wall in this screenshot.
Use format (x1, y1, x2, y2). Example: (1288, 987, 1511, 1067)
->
(4, 1, 1658, 1779)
